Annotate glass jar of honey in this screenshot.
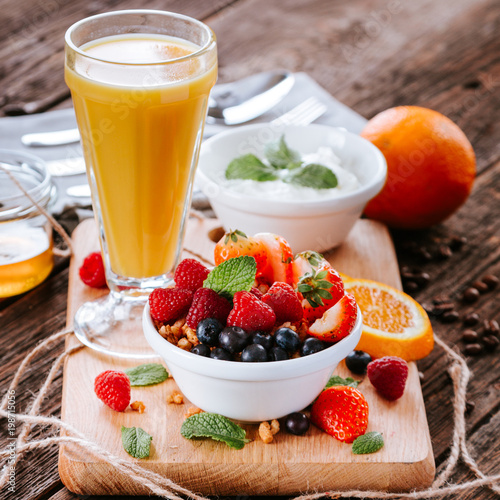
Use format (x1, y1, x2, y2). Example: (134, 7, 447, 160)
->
(0, 150, 57, 298)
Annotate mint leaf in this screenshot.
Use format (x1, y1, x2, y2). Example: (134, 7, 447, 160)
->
(121, 426, 153, 458)
(325, 375, 359, 389)
(203, 256, 256, 299)
(125, 363, 168, 386)
(286, 163, 338, 189)
(226, 154, 279, 181)
(352, 431, 384, 454)
(181, 412, 250, 450)
(265, 135, 301, 169)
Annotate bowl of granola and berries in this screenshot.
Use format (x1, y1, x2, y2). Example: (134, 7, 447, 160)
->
(143, 230, 362, 421)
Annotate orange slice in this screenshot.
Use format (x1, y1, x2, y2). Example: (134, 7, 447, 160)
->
(344, 279, 433, 361)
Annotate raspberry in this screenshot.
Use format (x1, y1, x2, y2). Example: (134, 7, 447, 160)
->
(174, 258, 210, 292)
(262, 282, 303, 323)
(94, 370, 131, 412)
(79, 251, 107, 288)
(311, 386, 369, 443)
(149, 287, 193, 323)
(186, 288, 232, 330)
(227, 290, 276, 332)
(250, 287, 264, 300)
(367, 356, 409, 401)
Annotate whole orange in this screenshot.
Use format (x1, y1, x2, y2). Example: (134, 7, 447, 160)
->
(361, 106, 476, 229)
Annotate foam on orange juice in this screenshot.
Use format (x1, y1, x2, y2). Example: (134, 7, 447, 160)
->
(65, 34, 216, 278)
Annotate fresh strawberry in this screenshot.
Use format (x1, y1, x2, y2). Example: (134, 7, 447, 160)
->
(227, 290, 276, 332)
(186, 288, 232, 330)
(253, 233, 294, 285)
(262, 282, 303, 324)
(149, 287, 193, 323)
(250, 287, 264, 300)
(292, 250, 326, 285)
(308, 292, 357, 343)
(214, 230, 268, 280)
(79, 251, 107, 288)
(311, 385, 369, 443)
(367, 356, 409, 401)
(297, 264, 345, 323)
(174, 258, 210, 292)
(94, 370, 131, 412)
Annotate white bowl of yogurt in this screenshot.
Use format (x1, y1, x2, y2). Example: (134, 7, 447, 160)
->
(197, 123, 387, 252)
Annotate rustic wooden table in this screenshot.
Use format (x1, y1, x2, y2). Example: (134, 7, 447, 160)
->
(0, 0, 499, 499)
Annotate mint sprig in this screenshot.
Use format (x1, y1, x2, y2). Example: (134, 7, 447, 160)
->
(352, 431, 384, 454)
(226, 154, 279, 181)
(265, 135, 301, 169)
(121, 426, 153, 459)
(285, 163, 338, 189)
(125, 363, 168, 386)
(181, 413, 250, 450)
(325, 375, 360, 389)
(203, 255, 256, 300)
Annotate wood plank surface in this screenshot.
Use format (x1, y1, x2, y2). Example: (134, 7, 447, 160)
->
(0, 0, 499, 499)
(58, 218, 434, 496)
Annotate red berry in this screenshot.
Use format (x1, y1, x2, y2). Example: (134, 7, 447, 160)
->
(186, 288, 232, 330)
(311, 386, 369, 443)
(227, 290, 276, 332)
(94, 370, 131, 412)
(367, 356, 409, 401)
(174, 258, 210, 292)
(149, 287, 193, 323)
(79, 251, 107, 288)
(250, 287, 264, 300)
(262, 282, 303, 323)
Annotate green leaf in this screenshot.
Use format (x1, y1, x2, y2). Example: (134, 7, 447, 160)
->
(286, 163, 338, 189)
(325, 375, 360, 389)
(352, 431, 384, 455)
(225, 154, 279, 182)
(125, 363, 168, 386)
(203, 256, 257, 300)
(264, 135, 301, 169)
(121, 426, 153, 459)
(181, 413, 250, 450)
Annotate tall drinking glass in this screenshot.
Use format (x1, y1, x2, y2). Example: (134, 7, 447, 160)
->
(65, 10, 217, 358)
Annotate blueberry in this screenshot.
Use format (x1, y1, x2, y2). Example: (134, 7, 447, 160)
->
(210, 347, 234, 361)
(241, 343, 268, 362)
(268, 346, 289, 361)
(284, 412, 310, 435)
(300, 337, 326, 356)
(274, 327, 300, 353)
(345, 350, 372, 375)
(196, 318, 223, 347)
(191, 344, 211, 357)
(219, 326, 250, 354)
(252, 332, 273, 350)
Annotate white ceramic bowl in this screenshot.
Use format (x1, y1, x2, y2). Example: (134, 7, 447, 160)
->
(197, 123, 387, 253)
(143, 303, 362, 422)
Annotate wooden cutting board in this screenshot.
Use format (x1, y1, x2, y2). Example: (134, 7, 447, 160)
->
(59, 217, 435, 496)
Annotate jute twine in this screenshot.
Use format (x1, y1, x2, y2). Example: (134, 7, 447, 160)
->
(1, 165, 499, 498)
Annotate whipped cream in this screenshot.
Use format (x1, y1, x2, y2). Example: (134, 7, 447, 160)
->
(217, 147, 360, 200)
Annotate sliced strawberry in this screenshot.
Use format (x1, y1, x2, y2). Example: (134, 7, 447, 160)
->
(292, 250, 326, 286)
(253, 233, 294, 285)
(262, 282, 303, 324)
(308, 292, 357, 343)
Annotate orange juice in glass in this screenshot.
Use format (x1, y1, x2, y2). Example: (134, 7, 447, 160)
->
(65, 11, 217, 358)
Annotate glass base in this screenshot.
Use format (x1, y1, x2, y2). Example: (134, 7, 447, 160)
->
(74, 292, 159, 359)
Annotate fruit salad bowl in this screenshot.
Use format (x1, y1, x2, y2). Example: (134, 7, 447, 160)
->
(143, 303, 362, 421)
(196, 123, 387, 252)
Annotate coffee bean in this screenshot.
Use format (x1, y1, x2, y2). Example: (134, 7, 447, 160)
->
(465, 400, 475, 414)
(472, 280, 489, 294)
(441, 311, 459, 323)
(463, 343, 482, 356)
(433, 296, 450, 305)
(433, 302, 455, 314)
(422, 303, 434, 314)
(481, 274, 499, 290)
(483, 335, 499, 351)
(404, 281, 419, 292)
(463, 313, 480, 326)
(401, 267, 414, 278)
(449, 235, 467, 251)
(483, 320, 499, 336)
(462, 287, 480, 303)
(462, 330, 479, 343)
(418, 247, 433, 262)
(414, 272, 431, 287)
(437, 244, 453, 259)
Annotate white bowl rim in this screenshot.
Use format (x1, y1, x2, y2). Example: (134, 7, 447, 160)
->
(143, 302, 363, 382)
(197, 123, 387, 212)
